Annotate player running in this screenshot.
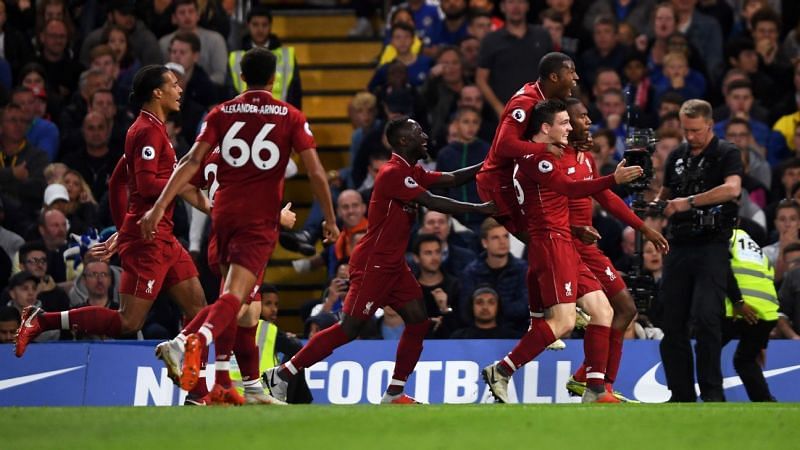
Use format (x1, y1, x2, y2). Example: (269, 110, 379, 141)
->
(481, 100, 643, 403)
(476, 52, 578, 236)
(263, 118, 496, 404)
(559, 98, 669, 401)
(139, 48, 339, 393)
(15, 67, 210, 389)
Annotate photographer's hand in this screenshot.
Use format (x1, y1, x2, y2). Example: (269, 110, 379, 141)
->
(663, 197, 690, 217)
(640, 225, 669, 254)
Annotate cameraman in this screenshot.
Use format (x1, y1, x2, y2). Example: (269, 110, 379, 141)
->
(657, 99, 744, 402)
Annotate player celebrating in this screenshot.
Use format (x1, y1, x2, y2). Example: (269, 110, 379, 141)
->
(476, 52, 578, 235)
(560, 98, 669, 401)
(15, 67, 210, 378)
(263, 118, 496, 404)
(482, 100, 643, 403)
(139, 48, 339, 394)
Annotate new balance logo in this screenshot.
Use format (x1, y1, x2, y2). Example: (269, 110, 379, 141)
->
(564, 282, 573, 297)
(145, 280, 155, 295)
(605, 267, 616, 281)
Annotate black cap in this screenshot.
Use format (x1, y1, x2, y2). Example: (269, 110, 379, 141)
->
(8, 271, 38, 289)
(109, 0, 136, 15)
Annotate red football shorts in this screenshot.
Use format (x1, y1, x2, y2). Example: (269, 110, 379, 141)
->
(476, 182, 524, 235)
(212, 217, 278, 279)
(527, 234, 601, 310)
(118, 237, 198, 301)
(343, 265, 423, 320)
(574, 241, 627, 298)
(208, 224, 265, 304)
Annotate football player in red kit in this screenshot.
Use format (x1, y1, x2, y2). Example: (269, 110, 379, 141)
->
(139, 48, 339, 394)
(263, 118, 496, 404)
(476, 52, 578, 235)
(559, 98, 669, 401)
(481, 100, 643, 404)
(15, 67, 210, 386)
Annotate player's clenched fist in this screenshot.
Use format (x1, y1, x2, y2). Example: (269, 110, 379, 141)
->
(613, 159, 643, 185)
(138, 205, 164, 240)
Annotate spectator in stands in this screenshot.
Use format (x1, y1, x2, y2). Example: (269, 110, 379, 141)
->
(309, 262, 350, 319)
(81, 0, 162, 67)
(61, 112, 118, 201)
(6, 271, 40, 314)
(35, 18, 83, 108)
(763, 200, 800, 275)
(579, 15, 628, 89)
(713, 79, 789, 166)
(420, 210, 476, 276)
(379, 7, 423, 65)
(622, 50, 655, 126)
(730, 0, 769, 39)
(159, 0, 228, 86)
(590, 128, 617, 174)
(434, 106, 489, 232)
(88, 88, 132, 152)
(592, 88, 627, 158)
(377, 306, 405, 340)
(88, 44, 129, 107)
(451, 286, 521, 339)
(419, 46, 465, 149)
(32, 208, 74, 288)
(0, 104, 48, 235)
(540, 9, 578, 58)
(430, 0, 469, 47)
(725, 37, 776, 109)
(750, 7, 792, 89)
(58, 69, 113, 153)
(543, 0, 590, 46)
(583, 0, 655, 36)
(11, 87, 59, 161)
(169, 31, 217, 109)
(651, 51, 706, 106)
(587, 67, 621, 122)
(772, 60, 800, 148)
(19, 63, 57, 118)
(16, 241, 69, 312)
(0, 1, 34, 81)
(332, 190, 369, 266)
(61, 170, 99, 234)
(476, 0, 552, 117)
(457, 84, 497, 143)
(412, 234, 461, 338)
(0, 305, 20, 343)
(369, 23, 433, 90)
(69, 260, 117, 310)
(765, 159, 800, 232)
(228, 6, 301, 108)
(385, 0, 442, 49)
(467, 10, 494, 42)
(459, 218, 528, 332)
(671, 0, 723, 80)
(725, 118, 771, 194)
(347, 92, 381, 171)
(0, 197, 24, 262)
(165, 112, 190, 159)
(459, 35, 480, 83)
(102, 24, 141, 104)
(777, 242, 800, 339)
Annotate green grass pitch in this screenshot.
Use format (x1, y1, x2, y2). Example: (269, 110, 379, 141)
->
(3, 404, 798, 449)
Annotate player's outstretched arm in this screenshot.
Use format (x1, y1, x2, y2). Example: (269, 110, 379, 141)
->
(139, 141, 213, 239)
(299, 148, 339, 243)
(428, 162, 483, 189)
(414, 190, 497, 216)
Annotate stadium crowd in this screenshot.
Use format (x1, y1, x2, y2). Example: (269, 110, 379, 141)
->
(1, 0, 800, 353)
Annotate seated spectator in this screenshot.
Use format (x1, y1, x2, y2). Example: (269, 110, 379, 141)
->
(622, 50, 654, 117)
(309, 261, 350, 318)
(0, 305, 20, 343)
(43, 162, 68, 185)
(730, 0, 768, 39)
(36, 19, 83, 106)
(347, 92, 382, 175)
(419, 209, 476, 273)
(11, 87, 59, 161)
(88, 44, 130, 108)
(765, 159, 800, 233)
(655, 91, 683, 122)
(457, 84, 497, 144)
(165, 62, 209, 147)
(165, 112, 191, 159)
(772, 61, 800, 150)
(725, 118, 771, 196)
(69, 260, 118, 310)
(377, 306, 405, 340)
(384, 0, 442, 49)
(466, 8, 497, 39)
(80, 0, 162, 68)
(102, 24, 142, 106)
(305, 312, 339, 339)
(87, 89, 131, 153)
(749, 7, 792, 91)
(653, 127, 681, 166)
(0, 1, 34, 81)
(459, 218, 528, 332)
(579, 15, 628, 89)
(370, 23, 434, 91)
(420, 46, 466, 149)
(583, 0, 654, 36)
(4, 271, 59, 341)
(763, 200, 800, 279)
(590, 128, 617, 174)
(28, 209, 76, 289)
(0, 197, 24, 262)
(614, 226, 637, 273)
(591, 89, 627, 158)
(58, 68, 114, 154)
(0, 104, 48, 235)
(158, 0, 228, 86)
(169, 31, 218, 109)
(61, 112, 120, 202)
(434, 106, 489, 232)
(777, 242, 800, 339)
(379, 8, 423, 65)
(590, 68, 623, 116)
(459, 35, 480, 83)
(430, 0, 469, 48)
(713, 80, 789, 166)
(451, 286, 521, 339)
(15, 241, 69, 312)
(672, 0, 723, 80)
(412, 234, 461, 338)
(61, 170, 99, 234)
(725, 37, 776, 110)
(651, 51, 706, 107)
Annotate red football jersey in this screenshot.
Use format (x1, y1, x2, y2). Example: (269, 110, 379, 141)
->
(561, 148, 643, 229)
(118, 109, 177, 241)
(514, 152, 617, 238)
(478, 82, 549, 192)
(196, 90, 315, 225)
(349, 153, 442, 271)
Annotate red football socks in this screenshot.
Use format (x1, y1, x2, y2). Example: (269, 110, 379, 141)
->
(584, 324, 611, 389)
(191, 293, 240, 346)
(39, 307, 122, 337)
(605, 328, 624, 384)
(285, 323, 350, 378)
(391, 320, 430, 384)
(573, 363, 588, 383)
(500, 318, 556, 374)
(213, 320, 237, 387)
(233, 325, 260, 382)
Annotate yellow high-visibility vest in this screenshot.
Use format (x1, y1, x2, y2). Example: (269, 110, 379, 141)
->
(228, 46, 295, 101)
(230, 320, 279, 392)
(726, 228, 780, 321)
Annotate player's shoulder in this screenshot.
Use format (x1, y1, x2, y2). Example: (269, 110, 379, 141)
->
(519, 152, 558, 173)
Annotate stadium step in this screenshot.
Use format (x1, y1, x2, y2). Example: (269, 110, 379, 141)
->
(304, 94, 353, 120)
(272, 12, 357, 40)
(293, 41, 382, 66)
(301, 68, 374, 92)
(308, 122, 353, 147)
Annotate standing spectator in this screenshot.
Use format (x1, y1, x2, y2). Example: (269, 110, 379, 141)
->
(451, 286, 521, 339)
(80, 0, 162, 67)
(430, 0, 470, 47)
(412, 234, 461, 338)
(16, 241, 69, 312)
(11, 87, 59, 161)
(459, 218, 528, 333)
(419, 46, 465, 148)
(35, 19, 83, 104)
(476, 0, 552, 117)
(0, 104, 48, 235)
(158, 0, 228, 86)
(0, 306, 20, 344)
(671, 0, 724, 80)
(168, 32, 218, 109)
(579, 15, 628, 89)
(466, 10, 494, 41)
(227, 6, 301, 108)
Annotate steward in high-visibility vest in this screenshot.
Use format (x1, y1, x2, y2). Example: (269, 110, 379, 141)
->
(723, 228, 779, 402)
(230, 320, 279, 393)
(228, 7, 302, 108)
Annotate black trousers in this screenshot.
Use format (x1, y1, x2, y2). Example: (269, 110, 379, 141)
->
(722, 319, 778, 402)
(659, 242, 729, 402)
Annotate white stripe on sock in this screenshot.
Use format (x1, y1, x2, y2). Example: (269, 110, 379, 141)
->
(503, 356, 517, 371)
(215, 361, 230, 371)
(586, 372, 605, 380)
(243, 379, 261, 388)
(530, 312, 544, 318)
(60, 311, 69, 330)
(198, 370, 206, 377)
(173, 338, 185, 353)
(176, 333, 187, 343)
(389, 379, 406, 387)
(285, 360, 298, 375)
(198, 326, 213, 345)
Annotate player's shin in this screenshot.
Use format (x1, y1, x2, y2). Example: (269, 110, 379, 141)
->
(584, 324, 611, 392)
(387, 320, 431, 395)
(501, 318, 556, 374)
(282, 322, 350, 379)
(233, 325, 261, 393)
(213, 320, 237, 388)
